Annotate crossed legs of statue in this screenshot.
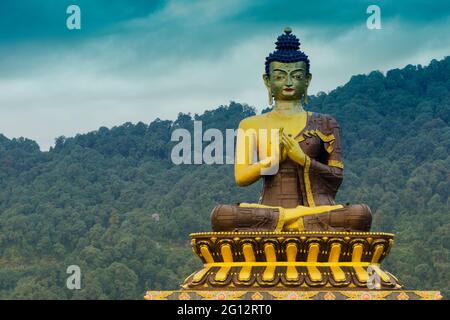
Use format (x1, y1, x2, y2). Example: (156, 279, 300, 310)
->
(210, 203, 372, 232)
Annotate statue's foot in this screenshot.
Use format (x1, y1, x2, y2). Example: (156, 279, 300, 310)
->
(303, 204, 372, 232)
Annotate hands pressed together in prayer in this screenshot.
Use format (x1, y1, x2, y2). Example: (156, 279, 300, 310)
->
(280, 128, 308, 166)
(259, 128, 308, 169)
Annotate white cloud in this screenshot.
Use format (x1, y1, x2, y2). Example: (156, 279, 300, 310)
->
(0, 16, 449, 151)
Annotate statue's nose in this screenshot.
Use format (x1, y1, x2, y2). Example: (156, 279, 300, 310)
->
(286, 76, 293, 86)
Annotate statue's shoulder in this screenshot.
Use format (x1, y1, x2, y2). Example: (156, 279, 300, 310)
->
(238, 114, 266, 129)
(310, 112, 340, 133)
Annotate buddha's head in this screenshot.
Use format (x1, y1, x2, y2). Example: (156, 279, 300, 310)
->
(263, 27, 311, 105)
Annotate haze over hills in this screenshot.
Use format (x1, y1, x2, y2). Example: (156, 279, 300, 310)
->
(0, 57, 449, 299)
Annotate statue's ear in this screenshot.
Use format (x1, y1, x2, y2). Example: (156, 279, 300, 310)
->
(262, 74, 270, 88)
(306, 73, 312, 86)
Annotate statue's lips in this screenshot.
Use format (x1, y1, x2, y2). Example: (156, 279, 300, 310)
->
(283, 88, 295, 92)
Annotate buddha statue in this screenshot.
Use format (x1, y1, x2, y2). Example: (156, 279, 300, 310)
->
(211, 27, 372, 233)
(144, 28, 441, 298)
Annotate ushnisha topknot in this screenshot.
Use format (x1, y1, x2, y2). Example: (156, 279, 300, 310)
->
(265, 27, 310, 75)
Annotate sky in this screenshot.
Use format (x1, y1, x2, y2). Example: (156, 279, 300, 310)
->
(0, 0, 449, 151)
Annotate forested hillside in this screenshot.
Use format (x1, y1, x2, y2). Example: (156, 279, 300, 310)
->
(0, 57, 449, 299)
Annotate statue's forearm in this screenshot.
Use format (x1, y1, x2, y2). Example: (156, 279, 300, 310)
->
(309, 158, 343, 181)
(235, 163, 263, 186)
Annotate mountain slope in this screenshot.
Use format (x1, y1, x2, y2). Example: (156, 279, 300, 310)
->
(0, 57, 449, 299)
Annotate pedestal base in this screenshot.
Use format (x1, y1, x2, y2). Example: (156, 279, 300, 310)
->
(182, 231, 402, 290)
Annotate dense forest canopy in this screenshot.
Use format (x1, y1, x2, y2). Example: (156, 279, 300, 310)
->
(0, 57, 449, 299)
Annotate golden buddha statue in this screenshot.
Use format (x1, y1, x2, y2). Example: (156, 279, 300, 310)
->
(176, 28, 402, 293)
(210, 27, 372, 233)
(144, 28, 446, 298)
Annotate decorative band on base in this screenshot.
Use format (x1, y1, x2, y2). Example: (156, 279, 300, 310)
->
(144, 290, 443, 300)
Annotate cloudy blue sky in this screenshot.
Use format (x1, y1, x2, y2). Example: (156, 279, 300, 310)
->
(1, 0, 449, 150)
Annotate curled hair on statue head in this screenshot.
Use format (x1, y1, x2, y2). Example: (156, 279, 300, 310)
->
(265, 27, 311, 76)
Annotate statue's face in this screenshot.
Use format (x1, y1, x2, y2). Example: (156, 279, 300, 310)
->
(263, 61, 311, 101)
